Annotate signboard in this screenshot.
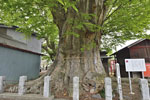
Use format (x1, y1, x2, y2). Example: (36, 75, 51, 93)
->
(125, 59, 146, 72)
(144, 63, 150, 77)
(125, 59, 146, 94)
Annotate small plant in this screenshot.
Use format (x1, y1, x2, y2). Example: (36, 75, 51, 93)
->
(99, 88, 105, 98)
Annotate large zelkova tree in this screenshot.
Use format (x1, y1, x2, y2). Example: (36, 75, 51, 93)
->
(0, 0, 150, 96)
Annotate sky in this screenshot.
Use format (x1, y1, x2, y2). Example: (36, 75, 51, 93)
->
(115, 30, 150, 51)
(116, 39, 137, 51)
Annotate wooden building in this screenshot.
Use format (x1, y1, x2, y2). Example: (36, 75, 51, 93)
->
(112, 39, 150, 77)
(0, 24, 42, 83)
(100, 51, 111, 76)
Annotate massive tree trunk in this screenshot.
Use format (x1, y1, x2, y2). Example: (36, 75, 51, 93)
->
(49, 0, 108, 96)
(51, 30, 105, 96)
(6, 0, 108, 96)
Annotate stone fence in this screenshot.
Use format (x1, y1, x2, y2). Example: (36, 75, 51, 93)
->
(0, 75, 150, 100)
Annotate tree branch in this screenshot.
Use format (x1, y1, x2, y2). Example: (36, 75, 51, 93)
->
(42, 36, 57, 61)
(102, 4, 122, 24)
(42, 44, 56, 61)
(51, 2, 67, 32)
(106, 0, 118, 17)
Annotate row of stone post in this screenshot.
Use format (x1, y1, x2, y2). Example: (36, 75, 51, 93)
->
(0, 73, 150, 100)
(17, 76, 51, 97)
(104, 63, 150, 100)
(0, 75, 79, 99)
(104, 77, 150, 100)
(0, 75, 51, 97)
(104, 63, 123, 100)
(18, 76, 51, 97)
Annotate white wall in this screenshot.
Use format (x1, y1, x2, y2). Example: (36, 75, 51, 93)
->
(0, 27, 41, 54)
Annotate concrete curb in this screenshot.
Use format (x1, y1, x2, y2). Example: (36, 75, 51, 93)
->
(0, 93, 54, 100)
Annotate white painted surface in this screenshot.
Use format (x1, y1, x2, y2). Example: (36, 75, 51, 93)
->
(105, 77, 112, 100)
(116, 63, 123, 100)
(125, 59, 146, 72)
(73, 76, 79, 100)
(140, 79, 150, 100)
(43, 76, 51, 98)
(128, 72, 134, 94)
(18, 76, 27, 95)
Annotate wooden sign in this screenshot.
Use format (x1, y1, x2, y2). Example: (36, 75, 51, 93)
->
(125, 59, 146, 72)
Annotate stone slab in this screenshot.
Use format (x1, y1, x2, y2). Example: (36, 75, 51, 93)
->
(0, 93, 54, 100)
(140, 79, 150, 100)
(18, 76, 27, 95)
(116, 63, 123, 100)
(73, 76, 79, 100)
(105, 77, 112, 100)
(0, 76, 5, 93)
(43, 76, 51, 97)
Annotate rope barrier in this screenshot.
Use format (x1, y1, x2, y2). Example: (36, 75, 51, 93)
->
(62, 57, 101, 60)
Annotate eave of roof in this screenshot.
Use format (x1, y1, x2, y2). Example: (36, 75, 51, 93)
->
(0, 24, 37, 37)
(0, 43, 43, 56)
(0, 24, 18, 29)
(111, 39, 146, 55)
(101, 56, 112, 59)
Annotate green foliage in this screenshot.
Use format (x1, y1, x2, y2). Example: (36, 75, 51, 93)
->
(101, 0, 150, 53)
(81, 41, 96, 52)
(99, 88, 105, 98)
(0, 0, 60, 63)
(57, 0, 78, 12)
(65, 31, 80, 38)
(0, 0, 150, 56)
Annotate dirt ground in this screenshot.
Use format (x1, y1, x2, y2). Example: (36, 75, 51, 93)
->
(55, 78, 143, 100)
(123, 83, 141, 100)
(118, 81, 141, 100)
(1, 78, 144, 100)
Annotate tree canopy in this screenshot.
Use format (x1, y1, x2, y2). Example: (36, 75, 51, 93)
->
(0, 0, 150, 54)
(1, 0, 150, 96)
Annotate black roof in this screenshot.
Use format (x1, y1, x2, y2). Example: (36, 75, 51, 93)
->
(0, 24, 37, 37)
(111, 39, 146, 55)
(0, 24, 19, 29)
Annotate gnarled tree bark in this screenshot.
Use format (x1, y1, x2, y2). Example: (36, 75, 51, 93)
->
(6, 0, 108, 96)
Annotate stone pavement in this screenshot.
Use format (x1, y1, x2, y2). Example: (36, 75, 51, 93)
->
(0, 93, 54, 100)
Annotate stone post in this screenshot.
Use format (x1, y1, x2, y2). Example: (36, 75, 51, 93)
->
(18, 76, 27, 95)
(139, 79, 150, 100)
(0, 76, 5, 93)
(43, 76, 51, 97)
(105, 77, 112, 100)
(73, 76, 79, 100)
(116, 63, 123, 100)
